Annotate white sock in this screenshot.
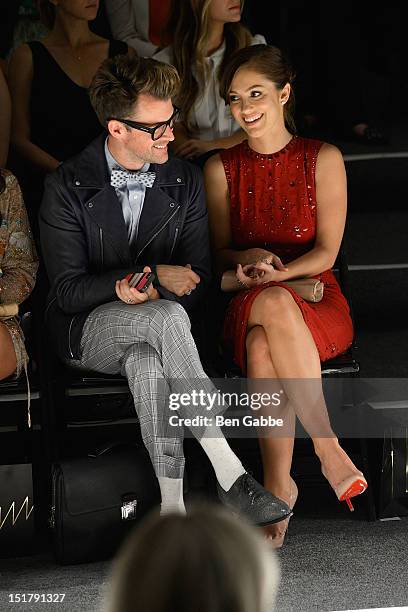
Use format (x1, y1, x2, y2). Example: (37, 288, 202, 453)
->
(200, 427, 246, 491)
(158, 477, 186, 515)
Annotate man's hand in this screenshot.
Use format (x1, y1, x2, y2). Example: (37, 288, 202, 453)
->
(156, 264, 200, 297)
(115, 266, 158, 304)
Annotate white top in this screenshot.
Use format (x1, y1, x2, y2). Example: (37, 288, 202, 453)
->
(154, 34, 266, 141)
(104, 0, 158, 57)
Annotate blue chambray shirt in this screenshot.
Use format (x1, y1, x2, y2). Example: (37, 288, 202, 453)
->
(104, 139, 150, 245)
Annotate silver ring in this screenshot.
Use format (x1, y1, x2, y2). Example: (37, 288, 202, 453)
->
(127, 298, 134, 303)
(185, 289, 192, 295)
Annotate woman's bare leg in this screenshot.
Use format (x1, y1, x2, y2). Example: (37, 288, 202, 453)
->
(247, 287, 361, 489)
(0, 322, 17, 380)
(246, 326, 297, 542)
(246, 326, 295, 498)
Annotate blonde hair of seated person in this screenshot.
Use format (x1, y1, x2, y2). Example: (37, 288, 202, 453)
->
(166, 0, 252, 132)
(104, 504, 280, 612)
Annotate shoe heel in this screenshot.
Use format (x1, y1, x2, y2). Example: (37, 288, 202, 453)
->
(345, 498, 354, 512)
(338, 478, 367, 512)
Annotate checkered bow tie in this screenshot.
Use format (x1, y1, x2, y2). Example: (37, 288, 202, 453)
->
(110, 169, 156, 189)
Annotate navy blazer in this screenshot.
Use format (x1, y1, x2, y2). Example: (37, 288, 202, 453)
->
(39, 134, 212, 360)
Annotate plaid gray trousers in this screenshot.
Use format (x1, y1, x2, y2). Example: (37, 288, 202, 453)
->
(76, 299, 220, 478)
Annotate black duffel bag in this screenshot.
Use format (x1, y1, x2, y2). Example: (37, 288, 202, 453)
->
(50, 444, 161, 564)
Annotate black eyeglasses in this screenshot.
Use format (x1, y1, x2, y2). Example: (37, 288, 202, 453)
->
(108, 106, 180, 141)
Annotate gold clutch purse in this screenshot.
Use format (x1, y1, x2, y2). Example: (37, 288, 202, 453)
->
(221, 271, 324, 302)
(282, 278, 324, 302)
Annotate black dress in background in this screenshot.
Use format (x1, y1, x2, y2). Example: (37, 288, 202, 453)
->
(14, 39, 127, 234)
(27, 39, 127, 162)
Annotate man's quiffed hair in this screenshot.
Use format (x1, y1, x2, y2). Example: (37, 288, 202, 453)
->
(89, 54, 180, 127)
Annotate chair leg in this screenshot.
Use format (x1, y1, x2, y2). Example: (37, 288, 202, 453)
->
(359, 436, 377, 521)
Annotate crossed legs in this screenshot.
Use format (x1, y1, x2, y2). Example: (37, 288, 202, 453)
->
(246, 287, 363, 536)
(77, 299, 246, 512)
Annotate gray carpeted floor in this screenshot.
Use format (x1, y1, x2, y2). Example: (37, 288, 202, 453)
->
(276, 517, 408, 611)
(0, 551, 111, 612)
(1, 516, 407, 612)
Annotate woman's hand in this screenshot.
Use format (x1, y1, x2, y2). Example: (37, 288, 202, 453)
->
(236, 258, 287, 288)
(235, 263, 271, 289)
(241, 249, 288, 270)
(115, 266, 157, 304)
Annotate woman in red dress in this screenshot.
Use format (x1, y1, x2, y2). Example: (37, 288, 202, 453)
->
(204, 44, 367, 547)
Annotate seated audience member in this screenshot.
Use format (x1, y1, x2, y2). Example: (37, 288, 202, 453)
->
(154, 0, 265, 162)
(0, 169, 38, 381)
(39, 54, 291, 526)
(8, 0, 128, 220)
(105, 505, 280, 612)
(105, 0, 172, 57)
(204, 45, 368, 547)
(0, 71, 11, 167)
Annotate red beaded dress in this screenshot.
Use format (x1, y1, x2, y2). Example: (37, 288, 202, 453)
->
(220, 136, 353, 373)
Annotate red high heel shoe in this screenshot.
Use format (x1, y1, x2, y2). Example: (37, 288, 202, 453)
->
(333, 473, 368, 511)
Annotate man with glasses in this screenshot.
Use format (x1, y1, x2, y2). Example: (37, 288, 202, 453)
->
(39, 54, 291, 525)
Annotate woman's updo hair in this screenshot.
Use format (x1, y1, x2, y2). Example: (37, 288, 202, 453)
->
(220, 44, 297, 133)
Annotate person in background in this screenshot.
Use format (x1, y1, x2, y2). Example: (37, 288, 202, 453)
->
(104, 505, 280, 612)
(204, 44, 368, 548)
(0, 71, 11, 168)
(105, 0, 172, 57)
(8, 0, 128, 224)
(154, 0, 265, 163)
(0, 0, 112, 62)
(0, 169, 38, 381)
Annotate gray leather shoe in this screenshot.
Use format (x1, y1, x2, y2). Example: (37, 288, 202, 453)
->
(217, 472, 292, 526)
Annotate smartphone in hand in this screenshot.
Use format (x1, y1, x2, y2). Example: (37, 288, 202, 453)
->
(125, 271, 155, 293)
